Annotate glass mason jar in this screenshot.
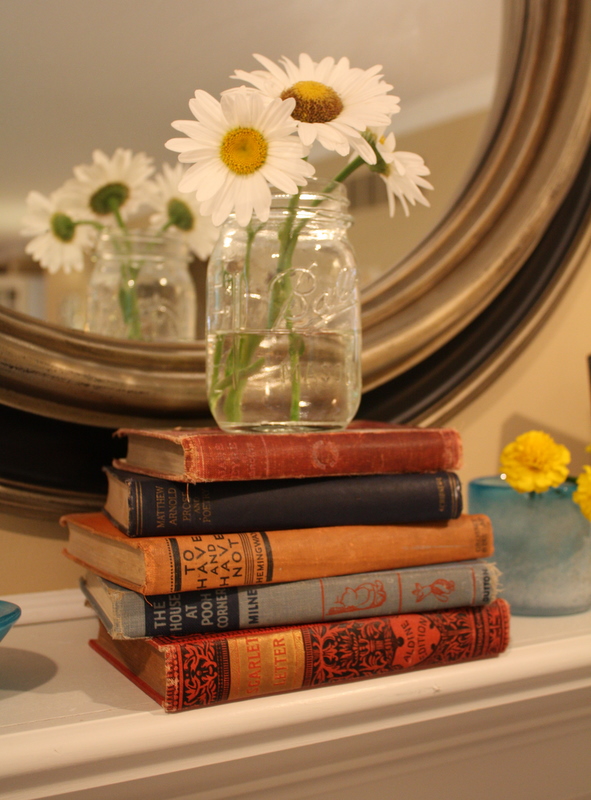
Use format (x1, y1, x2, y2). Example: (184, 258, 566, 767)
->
(206, 179, 362, 432)
(86, 229, 196, 341)
(468, 476, 591, 615)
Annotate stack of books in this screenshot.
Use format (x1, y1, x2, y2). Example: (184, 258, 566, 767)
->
(61, 422, 510, 712)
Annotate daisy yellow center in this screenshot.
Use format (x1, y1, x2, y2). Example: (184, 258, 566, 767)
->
(90, 182, 130, 215)
(50, 212, 76, 243)
(220, 128, 268, 175)
(281, 81, 343, 123)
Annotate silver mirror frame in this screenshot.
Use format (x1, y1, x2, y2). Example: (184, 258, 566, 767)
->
(2, 0, 591, 518)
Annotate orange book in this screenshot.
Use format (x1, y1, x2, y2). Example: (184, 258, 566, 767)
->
(89, 600, 511, 711)
(61, 511, 493, 596)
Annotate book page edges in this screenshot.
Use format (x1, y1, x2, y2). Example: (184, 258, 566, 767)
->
(63, 549, 148, 594)
(89, 636, 169, 710)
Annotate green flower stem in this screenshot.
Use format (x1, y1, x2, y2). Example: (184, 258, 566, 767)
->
(331, 156, 365, 187)
(75, 219, 104, 231)
(288, 332, 304, 420)
(107, 202, 145, 340)
(111, 205, 127, 233)
(118, 263, 142, 340)
(208, 221, 271, 421)
(214, 225, 264, 417)
(245, 221, 263, 281)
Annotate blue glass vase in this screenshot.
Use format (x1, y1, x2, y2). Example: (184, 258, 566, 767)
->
(468, 476, 591, 616)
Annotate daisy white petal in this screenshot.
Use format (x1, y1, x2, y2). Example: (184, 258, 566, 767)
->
(190, 89, 228, 125)
(252, 53, 292, 84)
(233, 53, 399, 162)
(170, 120, 205, 139)
(298, 121, 320, 148)
(166, 86, 314, 226)
(21, 188, 96, 274)
(260, 163, 300, 195)
(148, 162, 219, 260)
(371, 128, 433, 217)
(207, 175, 240, 227)
(348, 134, 377, 165)
(165, 136, 203, 154)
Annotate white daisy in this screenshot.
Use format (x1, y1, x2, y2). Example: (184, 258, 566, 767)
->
(21, 188, 97, 274)
(231, 53, 400, 165)
(165, 86, 315, 227)
(63, 148, 155, 225)
(371, 128, 433, 217)
(148, 163, 219, 260)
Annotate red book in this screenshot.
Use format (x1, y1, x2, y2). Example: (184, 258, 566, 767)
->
(89, 599, 510, 712)
(113, 421, 463, 482)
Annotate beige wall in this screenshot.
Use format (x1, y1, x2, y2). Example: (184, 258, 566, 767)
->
(0, 514, 83, 594)
(2, 109, 591, 596)
(452, 248, 591, 487)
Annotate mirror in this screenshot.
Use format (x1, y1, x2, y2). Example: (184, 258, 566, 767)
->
(0, 0, 502, 326)
(1, 0, 591, 518)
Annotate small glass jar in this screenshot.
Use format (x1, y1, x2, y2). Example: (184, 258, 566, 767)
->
(86, 229, 196, 341)
(206, 178, 362, 432)
(468, 475, 591, 615)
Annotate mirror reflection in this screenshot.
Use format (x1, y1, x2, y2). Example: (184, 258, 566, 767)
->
(0, 0, 501, 340)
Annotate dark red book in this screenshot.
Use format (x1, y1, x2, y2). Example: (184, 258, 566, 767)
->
(113, 421, 463, 482)
(89, 599, 510, 712)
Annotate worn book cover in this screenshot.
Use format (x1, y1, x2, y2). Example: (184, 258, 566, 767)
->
(113, 421, 463, 482)
(80, 560, 501, 638)
(62, 511, 493, 595)
(89, 599, 511, 711)
(103, 467, 462, 536)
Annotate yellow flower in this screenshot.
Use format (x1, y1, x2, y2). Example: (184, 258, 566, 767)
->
(573, 465, 591, 520)
(500, 430, 570, 493)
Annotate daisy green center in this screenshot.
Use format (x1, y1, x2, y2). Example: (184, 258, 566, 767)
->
(220, 128, 268, 175)
(281, 80, 344, 124)
(90, 182, 130, 215)
(167, 198, 194, 231)
(50, 212, 76, 243)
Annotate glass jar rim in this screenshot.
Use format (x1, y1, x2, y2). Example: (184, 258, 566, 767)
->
(94, 227, 189, 258)
(223, 177, 353, 227)
(270, 175, 348, 205)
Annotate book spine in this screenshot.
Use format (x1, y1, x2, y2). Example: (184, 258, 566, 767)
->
(119, 471, 462, 536)
(106, 562, 500, 637)
(185, 429, 464, 480)
(146, 600, 510, 710)
(140, 514, 493, 594)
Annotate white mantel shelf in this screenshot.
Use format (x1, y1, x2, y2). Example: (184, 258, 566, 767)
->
(1, 590, 590, 800)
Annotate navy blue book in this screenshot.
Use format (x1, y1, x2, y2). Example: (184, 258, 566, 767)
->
(103, 467, 462, 537)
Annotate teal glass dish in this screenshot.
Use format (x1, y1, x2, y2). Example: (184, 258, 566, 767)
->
(0, 600, 22, 642)
(468, 476, 591, 616)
